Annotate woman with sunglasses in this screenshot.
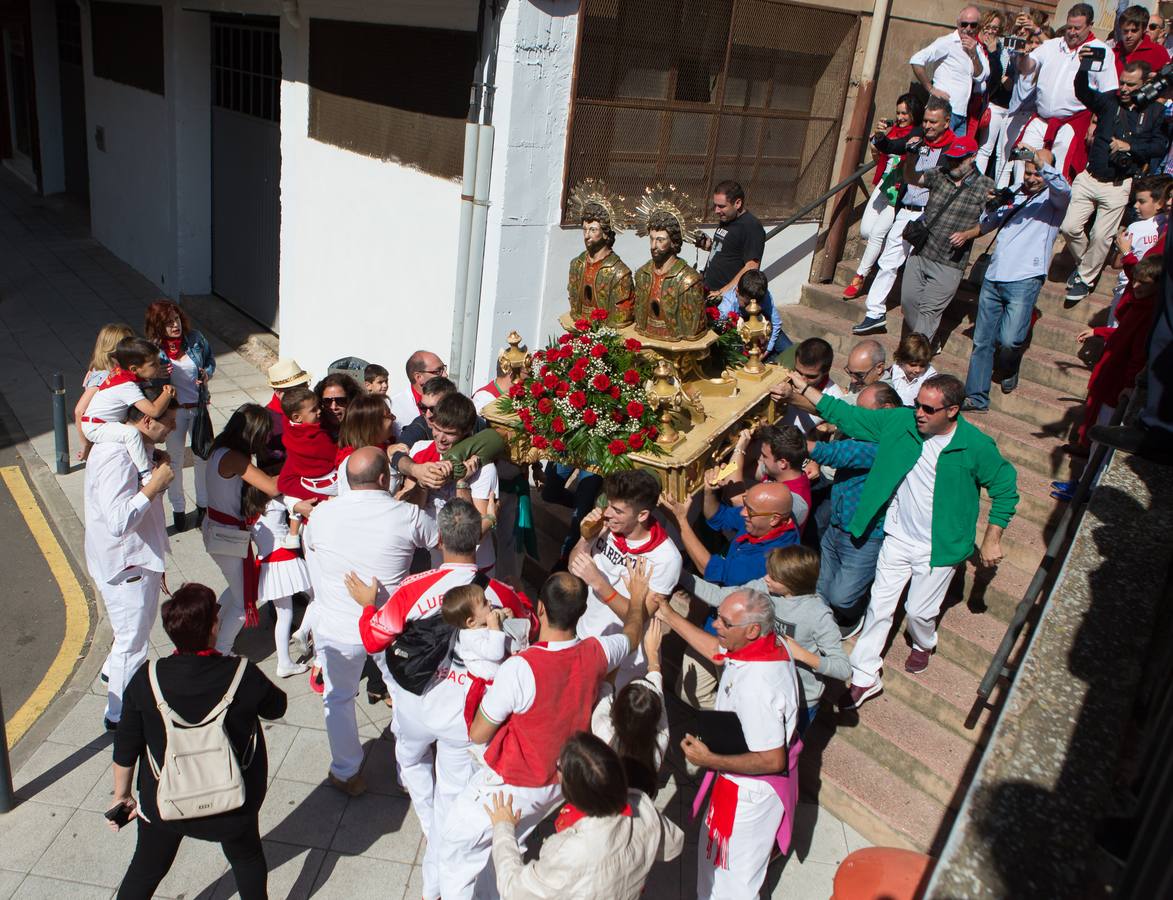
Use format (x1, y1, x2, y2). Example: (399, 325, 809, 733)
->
(314, 372, 361, 441)
(975, 11, 1015, 183)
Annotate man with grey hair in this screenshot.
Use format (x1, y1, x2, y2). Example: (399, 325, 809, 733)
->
(356, 497, 525, 900)
(655, 588, 799, 899)
(910, 5, 989, 136)
(303, 445, 439, 797)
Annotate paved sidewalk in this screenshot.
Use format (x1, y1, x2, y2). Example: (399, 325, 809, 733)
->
(0, 170, 867, 898)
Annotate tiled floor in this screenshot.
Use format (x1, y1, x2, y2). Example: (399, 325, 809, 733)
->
(0, 170, 868, 898)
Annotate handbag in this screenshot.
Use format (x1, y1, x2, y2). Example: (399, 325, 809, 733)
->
(967, 194, 1033, 287)
(204, 523, 251, 558)
(191, 382, 215, 460)
(903, 174, 967, 255)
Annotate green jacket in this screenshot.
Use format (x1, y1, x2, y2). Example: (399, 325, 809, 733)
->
(815, 394, 1018, 567)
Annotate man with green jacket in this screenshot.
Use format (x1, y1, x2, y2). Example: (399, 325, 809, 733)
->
(784, 370, 1017, 709)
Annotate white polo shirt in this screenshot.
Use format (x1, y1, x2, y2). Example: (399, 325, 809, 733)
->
(85, 380, 145, 422)
(1030, 36, 1118, 119)
(83, 441, 168, 584)
(715, 651, 799, 788)
(909, 30, 989, 117)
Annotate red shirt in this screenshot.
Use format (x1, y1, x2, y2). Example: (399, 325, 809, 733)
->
(1114, 35, 1170, 76)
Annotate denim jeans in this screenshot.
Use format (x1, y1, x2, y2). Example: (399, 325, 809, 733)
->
(950, 112, 968, 137)
(963, 275, 1045, 409)
(816, 524, 883, 624)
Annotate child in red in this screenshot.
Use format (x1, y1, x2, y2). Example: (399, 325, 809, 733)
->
(278, 385, 339, 501)
(1075, 254, 1163, 450)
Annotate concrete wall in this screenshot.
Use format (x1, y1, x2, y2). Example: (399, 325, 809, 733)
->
(29, 0, 64, 194)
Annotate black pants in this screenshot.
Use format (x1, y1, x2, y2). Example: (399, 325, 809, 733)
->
(117, 816, 267, 900)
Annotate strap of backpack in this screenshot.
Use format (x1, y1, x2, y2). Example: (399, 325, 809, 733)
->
(194, 658, 250, 726)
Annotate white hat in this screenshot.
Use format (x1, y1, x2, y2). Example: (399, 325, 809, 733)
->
(268, 358, 310, 390)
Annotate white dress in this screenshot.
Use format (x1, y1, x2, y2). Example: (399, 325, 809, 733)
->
(251, 498, 311, 602)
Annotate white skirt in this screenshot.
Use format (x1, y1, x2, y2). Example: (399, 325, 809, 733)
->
(258, 557, 311, 604)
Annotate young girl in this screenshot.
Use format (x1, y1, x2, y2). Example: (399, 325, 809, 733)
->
(592, 617, 669, 798)
(277, 385, 339, 501)
(75, 323, 134, 461)
(242, 470, 312, 678)
(889, 332, 937, 406)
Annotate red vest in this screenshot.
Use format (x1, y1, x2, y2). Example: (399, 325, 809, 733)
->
(483, 639, 608, 788)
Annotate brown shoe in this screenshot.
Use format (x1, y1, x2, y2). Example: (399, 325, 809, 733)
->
(328, 772, 367, 797)
(904, 648, 931, 674)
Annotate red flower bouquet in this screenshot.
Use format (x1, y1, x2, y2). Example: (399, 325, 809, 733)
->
(501, 318, 664, 474)
(706, 305, 746, 370)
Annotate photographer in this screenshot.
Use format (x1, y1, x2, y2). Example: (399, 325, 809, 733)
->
(963, 147, 1072, 411)
(1061, 58, 1166, 304)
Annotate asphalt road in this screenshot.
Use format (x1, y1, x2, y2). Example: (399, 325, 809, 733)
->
(0, 421, 65, 730)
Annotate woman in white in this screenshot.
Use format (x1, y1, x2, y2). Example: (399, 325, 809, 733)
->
(203, 404, 313, 655)
(842, 94, 924, 301)
(144, 300, 216, 533)
(998, 25, 1050, 188)
(975, 11, 1012, 184)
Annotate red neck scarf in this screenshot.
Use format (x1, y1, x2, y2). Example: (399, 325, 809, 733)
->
(101, 369, 138, 390)
(478, 380, 503, 399)
(713, 633, 790, 664)
(734, 519, 796, 545)
(412, 441, 441, 464)
(612, 521, 669, 555)
(171, 648, 221, 657)
(923, 128, 956, 151)
(162, 338, 184, 361)
(267, 393, 286, 417)
(554, 802, 633, 833)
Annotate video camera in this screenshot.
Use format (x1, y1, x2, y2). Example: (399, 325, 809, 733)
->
(1135, 61, 1173, 106)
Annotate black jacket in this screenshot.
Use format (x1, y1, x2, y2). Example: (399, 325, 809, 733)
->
(1075, 69, 1167, 179)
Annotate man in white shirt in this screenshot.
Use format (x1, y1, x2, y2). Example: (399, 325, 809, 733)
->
(302, 447, 438, 796)
(569, 468, 682, 687)
(437, 567, 649, 900)
(84, 384, 176, 730)
(1016, 3, 1119, 176)
(654, 589, 798, 900)
(390, 349, 447, 434)
(910, 5, 990, 136)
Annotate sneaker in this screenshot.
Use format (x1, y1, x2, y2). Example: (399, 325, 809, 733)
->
(839, 616, 865, 640)
(289, 632, 314, 665)
(173, 512, 187, 533)
(104, 717, 118, 732)
(327, 772, 367, 797)
(1065, 269, 1081, 290)
(309, 666, 325, 694)
(1000, 371, 1019, 394)
(904, 648, 932, 674)
(842, 274, 866, 300)
(276, 662, 309, 678)
(961, 398, 988, 414)
(1064, 278, 1092, 305)
(852, 315, 887, 336)
(1050, 479, 1078, 493)
(839, 681, 883, 710)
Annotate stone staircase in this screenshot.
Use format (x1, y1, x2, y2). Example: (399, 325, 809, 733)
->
(785, 256, 1113, 853)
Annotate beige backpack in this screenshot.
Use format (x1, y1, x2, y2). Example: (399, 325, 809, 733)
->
(146, 658, 255, 820)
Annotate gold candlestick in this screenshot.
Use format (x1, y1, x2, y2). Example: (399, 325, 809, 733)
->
(498, 330, 532, 381)
(737, 297, 770, 379)
(645, 358, 684, 448)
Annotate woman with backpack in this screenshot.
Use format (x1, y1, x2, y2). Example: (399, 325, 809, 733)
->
(107, 583, 287, 900)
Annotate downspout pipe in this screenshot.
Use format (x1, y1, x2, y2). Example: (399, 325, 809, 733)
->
(816, 0, 892, 283)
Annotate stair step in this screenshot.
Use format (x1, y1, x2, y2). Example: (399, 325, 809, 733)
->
(978, 468, 1059, 529)
(972, 406, 1081, 479)
(935, 584, 1009, 678)
(800, 724, 948, 852)
(960, 556, 1035, 622)
(881, 639, 997, 738)
(826, 688, 980, 809)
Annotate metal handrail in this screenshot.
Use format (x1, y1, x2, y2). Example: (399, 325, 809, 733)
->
(763, 160, 877, 243)
(963, 402, 1128, 730)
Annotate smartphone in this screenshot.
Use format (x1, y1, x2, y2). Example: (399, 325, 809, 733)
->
(1081, 45, 1106, 73)
(1005, 35, 1026, 52)
(105, 802, 133, 829)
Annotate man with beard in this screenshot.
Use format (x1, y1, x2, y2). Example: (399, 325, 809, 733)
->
(896, 133, 995, 347)
(567, 181, 634, 325)
(633, 207, 706, 342)
(696, 179, 766, 301)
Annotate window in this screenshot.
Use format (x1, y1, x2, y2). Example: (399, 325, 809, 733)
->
(90, 1, 164, 95)
(307, 19, 477, 180)
(563, 0, 859, 224)
(212, 19, 280, 123)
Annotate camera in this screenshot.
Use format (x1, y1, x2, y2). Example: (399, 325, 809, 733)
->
(1005, 35, 1027, 52)
(985, 187, 1016, 213)
(1135, 61, 1173, 106)
(1009, 145, 1035, 162)
(1109, 150, 1139, 177)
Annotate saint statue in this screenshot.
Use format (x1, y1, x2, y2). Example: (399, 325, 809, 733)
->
(632, 185, 706, 342)
(566, 179, 634, 326)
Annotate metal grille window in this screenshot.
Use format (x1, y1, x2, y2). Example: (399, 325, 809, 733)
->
(56, 0, 82, 66)
(90, 1, 164, 95)
(212, 19, 280, 122)
(564, 0, 859, 224)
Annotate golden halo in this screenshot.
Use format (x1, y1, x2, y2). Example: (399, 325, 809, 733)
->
(634, 183, 700, 245)
(567, 178, 631, 233)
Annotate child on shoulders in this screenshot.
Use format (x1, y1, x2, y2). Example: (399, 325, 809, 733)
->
(888, 332, 937, 407)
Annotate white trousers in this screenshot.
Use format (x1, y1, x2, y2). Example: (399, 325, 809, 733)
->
(976, 103, 1011, 182)
(211, 552, 247, 655)
(101, 566, 161, 722)
(437, 766, 562, 900)
(697, 777, 785, 900)
(865, 207, 921, 320)
(998, 108, 1037, 188)
(318, 637, 392, 780)
(856, 185, 897, 279)
(849, 533, 957, 687)
(1020, 117, 1076, 180)
(82, 421, 151, 475)
(164, 406, 207, 513)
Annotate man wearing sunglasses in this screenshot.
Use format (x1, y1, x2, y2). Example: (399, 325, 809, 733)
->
(910, 5, 990, 136)
(785, 370, 1018, 709)
(389, 348, 448, 432)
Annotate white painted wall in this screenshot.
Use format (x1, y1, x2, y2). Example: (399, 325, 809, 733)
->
(29, 0, 64, 194)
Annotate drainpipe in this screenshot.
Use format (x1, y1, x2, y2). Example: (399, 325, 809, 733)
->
(451, 0, 500, 395)
(817, 0, 892, 282)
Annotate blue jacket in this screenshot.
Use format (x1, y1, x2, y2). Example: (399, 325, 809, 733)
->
(809, 439, 884, 540)
(158, 329, 216, 378)
(703, 503, 800, 586)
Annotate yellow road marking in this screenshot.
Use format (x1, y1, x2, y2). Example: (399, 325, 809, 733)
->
(1, 465, 91, 747)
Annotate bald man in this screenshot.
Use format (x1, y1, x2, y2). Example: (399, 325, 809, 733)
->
(390, 348, 447, 429)
(910, 5, 989, 136)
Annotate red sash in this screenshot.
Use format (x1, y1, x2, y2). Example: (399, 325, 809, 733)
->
(207, 508, 260, 628)
(612, 521, 669, 555)
(100, 370, 138, 390)
(411, 441, 442, 464)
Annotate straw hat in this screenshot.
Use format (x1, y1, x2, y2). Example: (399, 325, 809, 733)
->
(268, 358, 310, 390)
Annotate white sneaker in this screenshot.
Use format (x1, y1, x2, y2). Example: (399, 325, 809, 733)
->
(276, 662, 310, 678)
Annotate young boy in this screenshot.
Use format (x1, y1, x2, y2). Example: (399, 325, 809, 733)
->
(1110, 175, 1169, 326)
(409, 392, 499, 571)
(569, 469, 682, 687)
(716, 269, 791, 359)
(889, 332, 938, 406)
(277, 385, 339, 500)
(363, 363, 390, 396)
(80, 337, 175, 479)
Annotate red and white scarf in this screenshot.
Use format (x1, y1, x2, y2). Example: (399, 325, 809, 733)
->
(612, 521, 669, 555)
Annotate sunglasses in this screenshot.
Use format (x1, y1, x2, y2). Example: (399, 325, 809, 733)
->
(915, 401, 952, 414)
(959, 21, 980, 29)
(322, 396, 349, 407)
(741, 502, 779, 520)
(1149, 22, 1163, 31)
(420, 403, 438, 417)
(423, 365, 448, 377)
(845, 363, 878, 381)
